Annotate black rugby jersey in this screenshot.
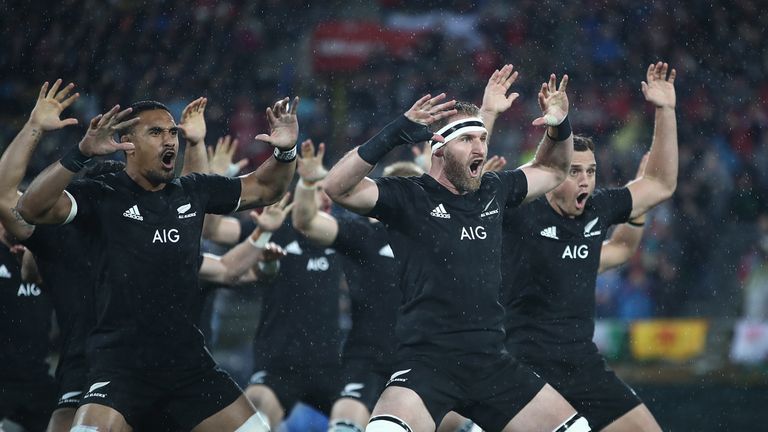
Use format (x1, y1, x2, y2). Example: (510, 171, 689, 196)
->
(253, 219, 343, 366)
(332, 216, 400, 362)
(367, 171, 528, 356)
(0, 242, 51, 381)
(66, 171, 241, 369)
(502, 188, 632, 357)
(22, 224, 94, 378)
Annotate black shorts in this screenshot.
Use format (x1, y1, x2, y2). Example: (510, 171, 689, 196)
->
(337, 357, 392, 412)
(384, 353, 545, 431)
(524, 351, 642, 430)
(80, 365, 243, 430)
(55, 354, 88, 409)
(248, 362, 341, 415)
(0, 376, 57, 431)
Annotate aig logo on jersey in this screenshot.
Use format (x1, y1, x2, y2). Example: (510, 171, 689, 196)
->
(153, 229, 180, 243)
(562, 244, 589, 259)
(306, 257, 329, 271)
(17, 283, 41, 296)
(461, 226, 487, 240)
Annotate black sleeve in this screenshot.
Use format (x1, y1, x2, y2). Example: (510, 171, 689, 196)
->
(181, 173, 242, 215)
(495, 169, 529, 210)
(593, 187, 633, 225)
(366, 176, 414, 228)
(65, 179, 105, 227)
(331, 217, 375, 259)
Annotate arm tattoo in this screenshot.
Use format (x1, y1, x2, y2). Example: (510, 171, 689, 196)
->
(30, 128, 43, 142)
(11, 206, 34, 230)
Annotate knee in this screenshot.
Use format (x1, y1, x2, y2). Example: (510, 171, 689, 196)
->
(366, 415, 414, 432)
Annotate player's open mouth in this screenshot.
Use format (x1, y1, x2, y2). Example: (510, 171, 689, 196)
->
(469, 159, 483, 177)
(575, 192, 589, 210)
(161, 150, 176, 170)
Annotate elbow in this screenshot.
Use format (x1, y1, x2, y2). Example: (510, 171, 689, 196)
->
(15, 195, 39, 224)
(659, 180, 677, 202)
(323, 180, 344, 203)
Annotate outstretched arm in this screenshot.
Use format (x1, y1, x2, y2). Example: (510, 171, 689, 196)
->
(626, 62, 678, 218)
(599, 154, 649, 273)
(479, 64, 520, 143)
(0, 80, 79, 240)
(199, 232, 286, 284)
(519, 73, 573, 203)
(179, 97, 209, 175)
(292, 139, 338, 246)
(201, 135, 248, 244)
(325, 94, 456, 214)
(237, 97, 300, 210)
(16, 106, 137, 225)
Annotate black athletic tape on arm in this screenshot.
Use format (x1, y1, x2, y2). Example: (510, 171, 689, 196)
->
(546, 115, 572, 141)
(60, 145, 92, 172)
(357, 115, 433, 165)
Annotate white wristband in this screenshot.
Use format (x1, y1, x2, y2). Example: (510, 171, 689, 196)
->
(297, 178, 317, 190)
(248, 231, 272, 249)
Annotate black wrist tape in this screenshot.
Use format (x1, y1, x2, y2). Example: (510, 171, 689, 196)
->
(546, 115, 572, 141)
(357, 115, 434, 165)
(627, 219, 645, 227)
(60, 145, 92, 172)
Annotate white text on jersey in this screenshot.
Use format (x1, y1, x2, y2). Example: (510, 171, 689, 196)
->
(153, 228, 180, 243)
(562, 244, 589, 259)
(461, 226, 487, 240)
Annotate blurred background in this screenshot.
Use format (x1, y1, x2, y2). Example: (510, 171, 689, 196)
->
(1, 0, 766, 430)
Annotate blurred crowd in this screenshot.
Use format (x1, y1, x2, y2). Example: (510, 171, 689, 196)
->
(1, 0, 766, 319)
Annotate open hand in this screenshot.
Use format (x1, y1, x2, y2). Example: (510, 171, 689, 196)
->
(481, 64, 520, 116)
(208, 135, 248, 176)
(250, 192, 293, 232)
(532, 74, 569, 127)
(28, 79, 80, 131)
(179, 97, 207, 145)
(641, 62, 676, 109)
(255, 96, 300, 150)
(77, 105, 138, 157)
(297, 139, 328, 183)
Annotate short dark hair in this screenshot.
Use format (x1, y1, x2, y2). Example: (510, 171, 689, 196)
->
(83, 160, 126, 179)
(120, 100, 171, 137)
(431, 101, 480, 132)
(573, 134, 595, 152)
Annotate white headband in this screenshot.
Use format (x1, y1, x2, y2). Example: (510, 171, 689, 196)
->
(430, 117, 487, 151)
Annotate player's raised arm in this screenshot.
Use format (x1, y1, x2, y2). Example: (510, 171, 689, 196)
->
(16, 105, 137, 225)
(292, 139, 339, 246)
(0, 79, 79, 240)
(325, 94, 456, 215)
(479, 64, 520, 142)
(179, 96, 209, 175)
(626, 62, 678, 218)
(519, 73, 573, 203)
(236, 97, 299, 211)
(599, 153, 649, 273)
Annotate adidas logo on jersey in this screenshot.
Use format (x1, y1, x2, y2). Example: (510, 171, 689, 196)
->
(0, 264, 11, 279)
(123, 205, 144, 221)
(540, 226, 559, 239)
(430, 203, 451, 219)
